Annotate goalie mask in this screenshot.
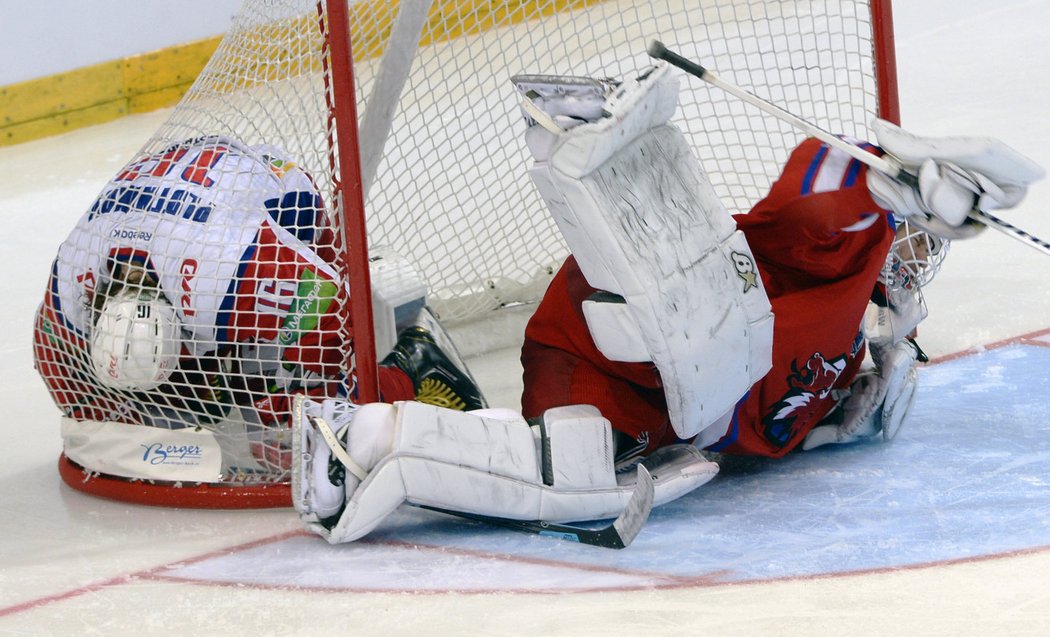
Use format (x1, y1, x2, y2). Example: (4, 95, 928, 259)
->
(882, 219, 949, 292)
(90, 287, 182, 391)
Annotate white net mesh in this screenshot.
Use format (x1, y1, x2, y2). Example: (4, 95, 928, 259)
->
(36, 0, 893, 502)
(360, 0, 887, 320)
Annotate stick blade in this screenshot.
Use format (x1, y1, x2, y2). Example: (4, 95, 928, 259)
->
(610, 464, 655, 548)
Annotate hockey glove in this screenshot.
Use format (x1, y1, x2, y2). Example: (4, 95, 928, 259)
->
(802, 338, 921, 450)
(868, 161, 989, 240)
(866, 118, 1044, 240)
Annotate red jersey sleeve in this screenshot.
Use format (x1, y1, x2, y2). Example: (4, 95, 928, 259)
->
(736, 137, 896, 298)
(710, 138, 896, 456)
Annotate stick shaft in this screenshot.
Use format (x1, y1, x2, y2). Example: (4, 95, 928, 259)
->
(649, 41, 913, 186)
(648, 39, 1050, 255)
(972, 211, 1050, 256)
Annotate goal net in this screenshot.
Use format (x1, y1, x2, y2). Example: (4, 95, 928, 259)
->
(39, 0, 898, 507)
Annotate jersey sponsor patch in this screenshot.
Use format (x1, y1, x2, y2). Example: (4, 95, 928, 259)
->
(278, 270, 337, 346)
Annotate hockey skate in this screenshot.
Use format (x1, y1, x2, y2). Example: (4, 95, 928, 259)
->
(381, 308, 487, 411)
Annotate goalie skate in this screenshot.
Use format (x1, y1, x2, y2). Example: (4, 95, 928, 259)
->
(291, 396, 362, 526)
(380, 307, 487, 411)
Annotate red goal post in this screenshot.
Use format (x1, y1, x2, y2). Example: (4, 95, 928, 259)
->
(49, 0, 900, 508)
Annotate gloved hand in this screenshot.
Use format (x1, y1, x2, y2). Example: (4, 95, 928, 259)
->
(802, 338, 921, 450)
(866, 118, 1044, 240)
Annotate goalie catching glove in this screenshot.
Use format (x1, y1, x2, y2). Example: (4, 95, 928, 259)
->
(867, 119, 1045, 239)
(802, 338, 923, 450)
(292, 397, 718, 544)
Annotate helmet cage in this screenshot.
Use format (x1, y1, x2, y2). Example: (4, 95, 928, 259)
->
(882, 220, 949, 293)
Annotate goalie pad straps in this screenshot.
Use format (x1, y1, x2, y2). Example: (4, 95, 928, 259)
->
(316, 403, 718, 544)
(581, 292, 650, 362)
(523, 63, 774, 439)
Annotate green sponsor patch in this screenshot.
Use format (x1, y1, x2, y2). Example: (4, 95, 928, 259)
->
(278, 270, 337, 347)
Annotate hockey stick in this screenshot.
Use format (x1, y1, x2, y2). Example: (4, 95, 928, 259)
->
(970, 210, 1050, 256)
(417, 464, 655, 549)
(646, 40, 1050, 258)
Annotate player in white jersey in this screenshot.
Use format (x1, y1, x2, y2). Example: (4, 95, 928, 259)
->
(34, 137, 484, 471)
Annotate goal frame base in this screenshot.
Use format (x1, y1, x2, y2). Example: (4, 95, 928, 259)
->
(57, 454, 292, 509)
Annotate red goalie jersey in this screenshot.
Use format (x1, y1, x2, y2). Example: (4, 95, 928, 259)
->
(522, 138, 896, 458)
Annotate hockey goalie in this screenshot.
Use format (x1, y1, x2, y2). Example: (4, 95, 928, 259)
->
(516, 63, 1043, 457)
(287, 60, 1042, 545)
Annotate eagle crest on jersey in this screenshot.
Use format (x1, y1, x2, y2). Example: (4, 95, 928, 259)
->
(763, 352, 848, 446)
(516, 64, 775, 439)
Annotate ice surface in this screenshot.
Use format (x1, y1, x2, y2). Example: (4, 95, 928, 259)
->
(2, 0, 1050, 634)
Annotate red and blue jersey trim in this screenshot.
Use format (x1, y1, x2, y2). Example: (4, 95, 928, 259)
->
(800, 140, 879, 196)
(705, 390, 751, 452)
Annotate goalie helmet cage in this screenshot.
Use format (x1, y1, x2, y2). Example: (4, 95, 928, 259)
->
(52, 0, 900, 508)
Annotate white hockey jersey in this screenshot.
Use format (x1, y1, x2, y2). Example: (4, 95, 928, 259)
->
(35, 137, 349, 426)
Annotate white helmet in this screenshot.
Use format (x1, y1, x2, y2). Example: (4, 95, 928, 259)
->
(90, 287, 182, 391)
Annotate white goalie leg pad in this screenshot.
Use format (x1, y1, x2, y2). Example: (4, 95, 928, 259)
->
(874, 339, 920, 441)
(581, 293, 649, 362)
(525, 63, 774, 439)
(319, 402, 717, 544)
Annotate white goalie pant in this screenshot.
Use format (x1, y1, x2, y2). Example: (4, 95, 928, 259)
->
(524, 63, 774, 439)
(296, 402, 718, 544)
